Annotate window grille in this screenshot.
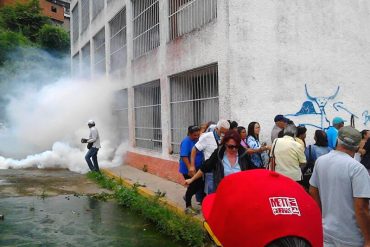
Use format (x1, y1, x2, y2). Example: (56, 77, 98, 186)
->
(81, 42, 91, 74)
(113, 89, 129, 141)
(169, 0, 217, 40)
(170, 64, 219, 154)
(72, 4, 79, 43)
(132, 0, 160, 58)
(134, 80, 162, 151)
(80, 0, 90, 34)
(72, 52, 79, 75)
(93, 28, 106, 73)
(109, 7, 127, 73)
(92, 0, 104, 20)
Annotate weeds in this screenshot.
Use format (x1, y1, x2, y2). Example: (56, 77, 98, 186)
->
(87, 171, 205, 247)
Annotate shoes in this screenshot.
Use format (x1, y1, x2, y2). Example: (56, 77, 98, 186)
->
(184, 207, 199, 215)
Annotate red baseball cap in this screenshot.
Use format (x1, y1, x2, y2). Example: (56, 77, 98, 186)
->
(202, 170, 323, 247)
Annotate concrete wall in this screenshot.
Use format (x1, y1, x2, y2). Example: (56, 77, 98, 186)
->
(226, 0, 370, 144)
(70, 0, 370, 181)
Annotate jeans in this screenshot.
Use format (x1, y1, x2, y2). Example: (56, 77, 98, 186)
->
(85, 147, 99, 172)
(204, 173, 215, 194)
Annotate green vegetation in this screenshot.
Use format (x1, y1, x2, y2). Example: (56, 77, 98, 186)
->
(87, 172, 206, 247)
(0, 0, 69, 65)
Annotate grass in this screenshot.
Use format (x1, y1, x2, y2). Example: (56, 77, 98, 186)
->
(87, 171, 206, 247)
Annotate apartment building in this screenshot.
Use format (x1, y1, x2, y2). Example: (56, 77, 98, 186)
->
(71, 0, 370, 183)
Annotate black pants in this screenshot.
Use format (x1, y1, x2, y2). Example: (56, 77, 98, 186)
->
(183, 174, 205, 208)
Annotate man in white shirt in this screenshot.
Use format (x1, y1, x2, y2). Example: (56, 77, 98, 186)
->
(310, 126, 370, 247)
(190, 119, 230, 194)
(81, 120, 101, 172)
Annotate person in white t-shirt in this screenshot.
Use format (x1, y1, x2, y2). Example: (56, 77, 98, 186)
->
(310, 126, 370, 247)
(190, 120, 230, 194)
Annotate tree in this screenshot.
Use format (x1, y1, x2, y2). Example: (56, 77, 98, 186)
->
(38, 24, 70, 55)
(0, 0, 49, 42)
(0, 29, 30, 65)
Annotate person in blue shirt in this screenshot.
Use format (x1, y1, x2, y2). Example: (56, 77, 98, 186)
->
(179, 125, 205, 214)
(326, 117, 345, 149)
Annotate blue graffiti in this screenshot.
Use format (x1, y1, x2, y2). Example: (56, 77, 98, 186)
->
(286, 84, 367, 129)
(286, 84, 339, 130)
(333, 102, 358, 118)
(363, 111, 370, 125)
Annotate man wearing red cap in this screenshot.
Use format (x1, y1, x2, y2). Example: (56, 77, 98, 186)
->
(310, 126, 370, 247)
(202, 170, 323, 247)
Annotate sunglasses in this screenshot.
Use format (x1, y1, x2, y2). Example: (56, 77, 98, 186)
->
(225, 144, 238, 150)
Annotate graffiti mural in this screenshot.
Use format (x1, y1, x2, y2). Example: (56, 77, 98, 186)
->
(286, 84, 364, 130)
(363, 111, 370, 126)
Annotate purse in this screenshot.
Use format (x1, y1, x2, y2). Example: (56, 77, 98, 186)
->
(267, 139, 277, 171)
(302, 145, 315, 188)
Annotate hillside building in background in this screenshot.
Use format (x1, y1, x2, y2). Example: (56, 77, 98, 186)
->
(70, 0, 370, 183)
(0, 0, 71, 32)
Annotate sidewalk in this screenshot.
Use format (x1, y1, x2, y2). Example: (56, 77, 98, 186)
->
(103, 164, 201, 213)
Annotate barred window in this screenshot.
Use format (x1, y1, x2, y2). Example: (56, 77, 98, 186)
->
(109, 7, 127, 73)
(132, 0, 160, 58)
(92, 0, 104, 20)
(93, 28, 106, 73)
(72, 52, 79, 75)
(113, 89, 129, 141)
(170, 64, 219, 154)
(134, 80, 162, 151)
(81, 42, 90, 74)
(169, 0, 217, 40)
(72, 4, 79, 43)
(80, 0, 90, 34)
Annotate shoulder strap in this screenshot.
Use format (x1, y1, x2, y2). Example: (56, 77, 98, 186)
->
(271, 139, 277, 158)
(213, 131, 221, 146)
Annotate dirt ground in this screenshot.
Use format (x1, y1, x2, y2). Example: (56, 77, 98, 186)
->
(0, 168, 110, 197)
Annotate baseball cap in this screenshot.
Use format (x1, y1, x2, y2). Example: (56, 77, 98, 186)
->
(87, 120, 95, 125)
(332, 117, 346, 125)
(202, 170, 323, 247)
(338, 126, 361, 150)
(274, 114, 288, 123)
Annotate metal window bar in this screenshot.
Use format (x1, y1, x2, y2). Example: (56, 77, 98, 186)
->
(109, 7, 127, 73)
(81, 42, 91, 74)
(169, 0, 217, 40)
(134, 80, 162, 151)
(170, 64, 219, 154)
(92, 0, 104, 20)
(72, 4, 79, 43)
(113, 89, 129, 141)
(72, 52, 79, 75)
(93, 28, 106, 73)
(132, 0, 160, 58)
(80, 0, 90, 34)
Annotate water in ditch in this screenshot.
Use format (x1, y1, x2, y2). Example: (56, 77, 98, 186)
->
(0, 169, 185, 247)
(0, 195, 184, 246)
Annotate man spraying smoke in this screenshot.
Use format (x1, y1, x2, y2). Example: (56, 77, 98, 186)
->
(81, 120, 101, 172)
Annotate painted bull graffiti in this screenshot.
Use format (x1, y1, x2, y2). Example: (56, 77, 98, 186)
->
(286, 84, 363, 130)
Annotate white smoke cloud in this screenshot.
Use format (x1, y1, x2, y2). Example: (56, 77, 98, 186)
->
(0, 53, 127, 173)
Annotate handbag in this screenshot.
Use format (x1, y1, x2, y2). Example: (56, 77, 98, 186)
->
(302, 145, 315, 188)
(267, 139, 277, 171)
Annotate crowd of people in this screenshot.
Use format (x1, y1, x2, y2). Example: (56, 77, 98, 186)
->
(178, 115, 370, 247)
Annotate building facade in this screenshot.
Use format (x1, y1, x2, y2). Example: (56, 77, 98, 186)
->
(71, 0, 370, 183)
